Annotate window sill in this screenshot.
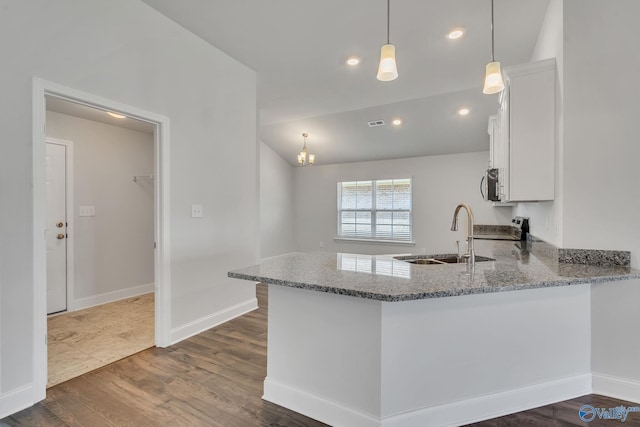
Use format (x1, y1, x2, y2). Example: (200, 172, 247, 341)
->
(334, 237, 415, 246)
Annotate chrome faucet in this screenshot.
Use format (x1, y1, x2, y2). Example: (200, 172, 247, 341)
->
(450, 203, 475, 266)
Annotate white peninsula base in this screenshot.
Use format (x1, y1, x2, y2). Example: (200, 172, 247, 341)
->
(263, 283, 592, 427)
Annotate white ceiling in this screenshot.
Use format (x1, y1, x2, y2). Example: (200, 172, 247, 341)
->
(143, 0, 550, 165)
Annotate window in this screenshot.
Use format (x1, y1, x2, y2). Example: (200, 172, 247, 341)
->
(337, 178, 412, 242)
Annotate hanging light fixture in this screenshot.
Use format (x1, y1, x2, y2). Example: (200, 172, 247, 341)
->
(297, 133, 315, 166)
(482, 0, 505, 94)
(377, 0, 398, 81)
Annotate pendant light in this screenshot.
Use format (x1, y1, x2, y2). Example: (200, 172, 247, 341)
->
(297, 133, 315, 166)
(482, 0, 505, 94)
(377, 0, 398, 81)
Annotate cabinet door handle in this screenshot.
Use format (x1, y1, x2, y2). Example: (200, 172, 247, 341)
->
(57, 233, 65, 240)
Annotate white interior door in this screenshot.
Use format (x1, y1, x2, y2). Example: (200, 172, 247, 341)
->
(46, 142, 67, 314)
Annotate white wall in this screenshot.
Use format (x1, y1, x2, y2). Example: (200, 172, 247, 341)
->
(560, 0, 640, 400)
(293, 152, 512, 256)
(0, 0, 257, 411)
(260, 142, 295, 260)
(46, 111, 154, 304)
(592, 280, 640, 402)
(562, 0, 640, 259)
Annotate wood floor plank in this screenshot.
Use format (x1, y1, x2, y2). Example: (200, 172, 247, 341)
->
(2, 403, 66, 427)
(166, 346, 266, 392)
(43, 376, 159, 427)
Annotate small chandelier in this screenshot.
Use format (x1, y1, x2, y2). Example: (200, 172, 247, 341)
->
(297, 133, 315, 166)
(482, 0, 505, 94)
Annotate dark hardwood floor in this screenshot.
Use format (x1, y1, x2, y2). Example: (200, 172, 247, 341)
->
(465, 394, 640, 426)
(3, 285, 326, 427)
(2, 284, 639, 426)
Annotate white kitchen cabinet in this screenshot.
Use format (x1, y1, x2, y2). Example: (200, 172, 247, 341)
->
(496, 84, 511, 200)
(491, 58, 556, 202)
(487, 112, 516, 207)
(487, 115, 498, 169)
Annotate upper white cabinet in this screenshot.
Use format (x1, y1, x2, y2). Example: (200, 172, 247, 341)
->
(491, 58, 556, 202)
(487, 115, 498, 169)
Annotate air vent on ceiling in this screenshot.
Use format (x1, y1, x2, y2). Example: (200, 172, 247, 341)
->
(367, 119, 385, 127)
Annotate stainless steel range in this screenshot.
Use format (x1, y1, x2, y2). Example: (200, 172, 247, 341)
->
(474, 216, 529, 241)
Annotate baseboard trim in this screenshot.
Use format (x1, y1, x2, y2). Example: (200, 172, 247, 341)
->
(263, 377, 381, 427)
(592, 373, 640, 404)
(263, 374, 592, 427)
(383, 374, 592, 427)
(170, 298, 258, 345)
(0, 384, 34, 420)
(72, 283, 155, 311)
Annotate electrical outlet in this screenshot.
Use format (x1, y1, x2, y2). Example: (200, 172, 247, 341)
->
(319, 241, 324, 248)
(191, 204, 203, 218)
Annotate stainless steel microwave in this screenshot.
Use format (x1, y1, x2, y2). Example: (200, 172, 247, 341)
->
(481, 168, 500, 201)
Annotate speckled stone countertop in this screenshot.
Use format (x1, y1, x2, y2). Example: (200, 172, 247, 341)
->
(228, 240, 640, 302)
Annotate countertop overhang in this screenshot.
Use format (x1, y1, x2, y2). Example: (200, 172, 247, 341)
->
(228, 240, 640, 302)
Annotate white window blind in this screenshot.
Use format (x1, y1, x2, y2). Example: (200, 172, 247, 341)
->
(337, 178, 412, 242)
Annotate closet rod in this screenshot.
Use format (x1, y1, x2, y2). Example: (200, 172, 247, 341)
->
(133, 174, 154, 183)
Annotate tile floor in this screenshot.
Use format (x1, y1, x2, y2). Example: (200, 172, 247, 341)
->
(47, 293, 155, 388)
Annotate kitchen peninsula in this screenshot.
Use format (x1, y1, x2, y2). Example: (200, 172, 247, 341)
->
(229, 239, 640, 427)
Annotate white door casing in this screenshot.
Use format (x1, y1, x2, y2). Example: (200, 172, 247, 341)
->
(45, 142, 67, 314)
(33, 78, 172, 403)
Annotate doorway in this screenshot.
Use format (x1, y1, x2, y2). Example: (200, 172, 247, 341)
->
(32, 78, 171, 399)
(44, 100, 158, 387)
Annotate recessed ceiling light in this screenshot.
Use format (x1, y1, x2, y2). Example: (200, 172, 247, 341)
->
(458, 107, 470, 116)
(447, 28, 465, 40)
(346, 56, 361, 66)
(107, 111, 127, 119)
(391, 118, 402, 126)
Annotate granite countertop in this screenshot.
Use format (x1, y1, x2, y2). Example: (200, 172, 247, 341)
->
(228, 240, 640, 302)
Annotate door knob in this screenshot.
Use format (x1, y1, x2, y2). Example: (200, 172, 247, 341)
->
(57, 233, 65, 240)
(56, 222, 64, 228)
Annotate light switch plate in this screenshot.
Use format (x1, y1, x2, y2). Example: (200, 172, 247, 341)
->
(191, 204, 203, 218)
(79, 205, 96, 217)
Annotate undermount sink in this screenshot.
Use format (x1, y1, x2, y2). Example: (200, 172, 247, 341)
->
(395, 255, 494, 265)
(408, 256, 460, 265)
